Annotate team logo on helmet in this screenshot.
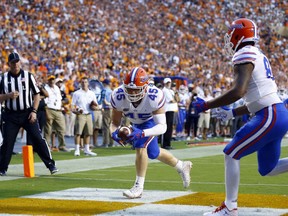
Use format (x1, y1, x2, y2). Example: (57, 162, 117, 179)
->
(229, 23, 244, 30)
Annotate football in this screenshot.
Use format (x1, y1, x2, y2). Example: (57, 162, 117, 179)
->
(118, 126, 132, 142)
(76, 107, 83, 114)
(90, 100, 98, 111)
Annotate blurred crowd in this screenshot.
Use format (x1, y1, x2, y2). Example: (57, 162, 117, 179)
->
(0, 1, 287, 88)
(0, 0, 287, 144)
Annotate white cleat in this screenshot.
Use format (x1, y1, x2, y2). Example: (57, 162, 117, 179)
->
(74, 149, 80, 156)
(203, 202, 238, 216)
(123, 185, 143, 199)
(178, 161, 192, 188)
(84, 150, 97, 156)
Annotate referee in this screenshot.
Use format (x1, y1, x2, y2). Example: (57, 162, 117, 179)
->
(0, 52, 58, 176)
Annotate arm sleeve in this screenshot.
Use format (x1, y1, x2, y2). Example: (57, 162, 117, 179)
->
(143, 113, 167, 137)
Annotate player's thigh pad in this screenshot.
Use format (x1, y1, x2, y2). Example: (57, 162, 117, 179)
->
(147, 137, 160, 159)
(133, 135, 160, 159)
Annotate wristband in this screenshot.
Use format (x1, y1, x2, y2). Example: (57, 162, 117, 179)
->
(32, 108, 37, 114)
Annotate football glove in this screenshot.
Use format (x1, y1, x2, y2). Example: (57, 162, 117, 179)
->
(192, 97, 209, 113)
(127, 126, 144, 143)
(112, 128, 127, 147)
(212, 106, 235, 122)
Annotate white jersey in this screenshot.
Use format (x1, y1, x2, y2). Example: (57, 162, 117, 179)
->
(91, 85, 103, 108)
(232, 45, 281, 113)
(72, 89, 97, 114)
(178, 92, 190, 109)
(111, 85, 165, 124)
(44, 84, 63, 110)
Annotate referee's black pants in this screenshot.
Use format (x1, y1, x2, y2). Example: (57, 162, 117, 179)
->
(0, 110, 55, 172)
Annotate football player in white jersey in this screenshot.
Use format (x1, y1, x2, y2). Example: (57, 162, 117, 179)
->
(110, 67, 192, 199)
(193, 18, 288, 216)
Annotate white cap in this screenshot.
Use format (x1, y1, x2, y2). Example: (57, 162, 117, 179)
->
(55, 78, 63, 83)
(163, 78, 171, 84)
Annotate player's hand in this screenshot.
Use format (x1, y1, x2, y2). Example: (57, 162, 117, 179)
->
(212, 106, 235, 122)
(192, 97, 209, 113)
(127, 126, 143, 143)
(111, 128, 126, 147)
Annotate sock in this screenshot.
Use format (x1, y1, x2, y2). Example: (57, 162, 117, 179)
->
(225, 154, 239, 210)
(75, 144, 80, 150)
(135, 176, 145, 188)
(85, 144, 90, 152)
(175, 160, 184, 172)
(267, 158, 288, 176)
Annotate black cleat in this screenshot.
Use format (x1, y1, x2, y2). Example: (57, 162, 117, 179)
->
(0, 170, 7, 176)
(49, 166, 59, 175)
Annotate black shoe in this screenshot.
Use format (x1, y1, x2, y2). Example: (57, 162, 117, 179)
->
(0, 170, 7, 176)
(163, 146, 173, 150)
(58, 147, 70, 152)
(49, 166, 59, 175)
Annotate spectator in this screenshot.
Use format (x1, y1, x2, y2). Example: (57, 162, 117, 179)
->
(101, 79, 114, 148)
(186, 92, 199, 141)
(33, 75, 49, 133)
(176, 84, 189, 139)
(44, 75, 69, 152)
(71, 77, 97, 156)
(197, 88, 213, 140)
(26, 75, 49, 146)
(161, 78, 177, 149)
(89, 79, 104, 148)
(50, 78, 70, 151)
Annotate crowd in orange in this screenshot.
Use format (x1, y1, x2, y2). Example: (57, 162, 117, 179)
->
(0, 0, 287, 94)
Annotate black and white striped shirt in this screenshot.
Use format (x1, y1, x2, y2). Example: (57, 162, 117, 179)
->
(0, 69, 40, 111)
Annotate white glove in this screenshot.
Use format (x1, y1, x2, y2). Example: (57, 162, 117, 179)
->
(212, 106, 235, 122)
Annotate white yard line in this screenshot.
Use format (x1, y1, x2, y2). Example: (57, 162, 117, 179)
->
(22, 188, 288, 216)
(99, 203, 288, 216)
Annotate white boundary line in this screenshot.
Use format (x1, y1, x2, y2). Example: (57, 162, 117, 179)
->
(22, 187, 288, 216)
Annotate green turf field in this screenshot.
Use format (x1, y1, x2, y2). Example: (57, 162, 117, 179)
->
(0, 138, 287, 200)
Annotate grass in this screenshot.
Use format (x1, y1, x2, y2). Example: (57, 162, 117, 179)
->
(1, 138, 288, 200)
(10, 137, 226, 163)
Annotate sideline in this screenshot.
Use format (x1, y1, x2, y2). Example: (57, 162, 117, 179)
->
(1, 139, 288, 181)
(0, 144, 226, 181)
